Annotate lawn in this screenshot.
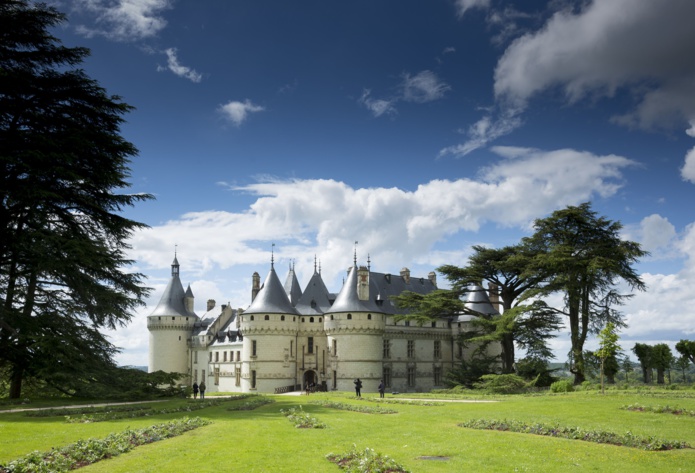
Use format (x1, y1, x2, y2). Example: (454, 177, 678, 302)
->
(1, 390, 694, 472)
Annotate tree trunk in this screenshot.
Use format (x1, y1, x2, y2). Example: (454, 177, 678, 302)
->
(656, 368, 665, 384)
(501, 334, 515, 373)
(9, 366, 23, 399)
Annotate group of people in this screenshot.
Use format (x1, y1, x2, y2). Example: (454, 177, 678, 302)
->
(354, 378, 386, 398)
(192, 381, 206, 399)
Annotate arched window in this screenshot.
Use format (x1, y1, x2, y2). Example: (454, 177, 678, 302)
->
(319, 317, 322, 323)
(264, 315, 269, 321)
(250, 315, 254, 321)
(302, 318, 305, 323)
(310, 317, 314, 323)
(330, 315, 334, 320)
(281, 315, 285, 321)
(367, 314, 372, 320)
(347, 314, 352, 320)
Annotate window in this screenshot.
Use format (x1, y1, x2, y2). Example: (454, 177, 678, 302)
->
(209, 352, 212, 362)
(214, 367, 220, 385)
(194, 369, 198, 383)
(236, 351, 240, 361)
(202, 369, 206, 380)
(368, 314, 372, 320)
(407, 366, 416, 387)
(319, 317, 322, 322)
(458, 343, 463, 358)
(405, 320, 410, 327)
(290, 340, 293, 356)
(431, 321, 436, 328)
(333, 370, 337, 389)
(332, 339, 337, 355)
(215, 352, 219, 362)
(264, 315, 269, 320)
(223, 351, 227, 362)
(347, 314, 352, 320)
(250, 315, 254, 321)
(251, 370, 257, 389)
(383, 339, 390, 358)
(434, 340, 441, 359)
(407, 340, 415, 358)
(308, 337, 314, 354)
(281, 315, 285, 321)
(235, 368, 241, 387)
(434, 366, 442, 386)
(310, 317, 314, 323)
(252, 340, 257, 357)
(194, 351, 198, 364)
(383, 367, 391, 388)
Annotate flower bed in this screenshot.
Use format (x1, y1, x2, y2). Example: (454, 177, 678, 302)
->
(65, 399, 225, 423)
(458, 418, 691, 451)
(326, 445, 410, 472)
(312, 400, 397, 414)
(0, 417, 211, 473)
(621, 403, 695, 416)
(280, 406, 326, 429)
(226, 397, 275, 411)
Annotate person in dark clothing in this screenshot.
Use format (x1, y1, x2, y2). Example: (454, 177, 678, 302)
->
(378, 380, 385, 398)
(199, 381, 206, 400)
(192, 382, 199, 399)
(354, 378, 362, 397)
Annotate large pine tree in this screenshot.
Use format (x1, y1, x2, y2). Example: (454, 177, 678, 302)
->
(0, 0, 152, 398)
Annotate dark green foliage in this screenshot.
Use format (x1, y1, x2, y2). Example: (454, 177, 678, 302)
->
(651, 343, 673, 385)
(444, 349, 498, 389)
(475, 374, 529, 394)
(514, 356, 558, 387)
(633, 343, 653, 384)
(326, 445, 411, 473)
(525, 203, 647, 385)
(676, 340, 695, 365)
(0, 1, 152, 398)
(550, 379, 574, 393)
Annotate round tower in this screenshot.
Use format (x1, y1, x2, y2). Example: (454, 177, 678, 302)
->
(239, 264, 299, 392)
(325, 265, 385, 393)
(147, 256, 198, 377)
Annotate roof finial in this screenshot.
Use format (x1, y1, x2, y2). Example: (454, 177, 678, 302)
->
(367, 253, 371, 271)
(314, 255, 317, 274)
(271, 243, 275, 268)
(354, 241, 358, 267)
(319, 259, 322, 275)
(175, 243, 178, 258)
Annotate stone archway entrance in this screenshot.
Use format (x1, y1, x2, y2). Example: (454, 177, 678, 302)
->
(303, 370, 317, 392)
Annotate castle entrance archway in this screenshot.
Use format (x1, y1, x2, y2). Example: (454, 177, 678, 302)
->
(303, 370, 317, 392)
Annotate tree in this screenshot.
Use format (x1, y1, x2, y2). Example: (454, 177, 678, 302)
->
(525, 203, 647, 385)
(676, 340, 695, 365)
(395, 244, 560, 373)
(619, 355, 634, 383)
(633, 343, 653, 384)
(0, 1, 152, 398)
(595, 323, 621, 394)
(674, 355, 691, 383)
(651, 343, 673, 385)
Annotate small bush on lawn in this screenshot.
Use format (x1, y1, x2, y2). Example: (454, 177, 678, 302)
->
(475, 374, 528, 394)
(280, 406, 326, 429)
(550, 380, 575, 393)
(326, 445, 410, 473)
(459, 419, 691, 451)
(0, 417, 211, 473)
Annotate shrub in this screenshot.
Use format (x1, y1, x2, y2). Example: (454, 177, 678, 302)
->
(550, 380, 575, 393)
(280, 406, 326, 429)
(326, 445, 410, 472)
(475, 374, 528, 394)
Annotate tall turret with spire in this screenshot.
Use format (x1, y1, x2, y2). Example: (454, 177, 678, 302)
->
(147, 254, 198, 378)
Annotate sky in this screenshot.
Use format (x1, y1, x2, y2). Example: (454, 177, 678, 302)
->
(49, 0, 695, 367)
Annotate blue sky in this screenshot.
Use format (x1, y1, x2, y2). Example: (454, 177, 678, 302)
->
(53, 0, 695, 366)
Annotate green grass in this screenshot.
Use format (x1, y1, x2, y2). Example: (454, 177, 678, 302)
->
(1, 391, 694, 472)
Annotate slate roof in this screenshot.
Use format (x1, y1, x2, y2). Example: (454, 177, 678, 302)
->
(283, 265, 303, 306)
(460, 285, 499, 320)
(368, 271, 437, 315)
(244, 265, 299, 315)
(295, 270, 333, 315)
(150, 257, 197, 318)
(329, 266, 381, 313)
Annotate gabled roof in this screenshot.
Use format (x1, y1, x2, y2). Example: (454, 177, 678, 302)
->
(244, 265, 299, 315)
(283, 265, 303, 306)
(295, 270, 332, 315)
(329, 266, 380, 313)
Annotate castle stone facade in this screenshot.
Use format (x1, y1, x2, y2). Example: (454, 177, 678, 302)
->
(148, 255, 501, 394)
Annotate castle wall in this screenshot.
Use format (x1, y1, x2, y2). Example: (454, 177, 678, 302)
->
(147, 315, 195, 376)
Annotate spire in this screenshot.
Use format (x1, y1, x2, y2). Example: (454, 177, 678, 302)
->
(353, 240, 358, 267)
(271, 243, 275, 268)
(367, 254, 371, 271)
(171, 250, 180, 277)
(313, 255, 317, 274)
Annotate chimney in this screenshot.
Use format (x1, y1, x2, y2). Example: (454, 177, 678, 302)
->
(428, 271, 437, 288)
(488, 282, 501, 313)
(207, 299, 216, 311)
(357, 265, 370, 301)
(400, 267, 411, 284)
(251, 272, 261, 302)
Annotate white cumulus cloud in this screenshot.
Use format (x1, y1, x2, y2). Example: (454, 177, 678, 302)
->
(681, 146, 695, 184)
(74, 0, 172, 41)
(218, 100, 265, 126)
(158, 48, 202, 82)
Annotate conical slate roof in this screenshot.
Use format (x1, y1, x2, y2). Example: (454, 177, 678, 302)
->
(295, 270, 332, 315)
(150, 258, 197, 317)
(244, 265, 299, 315)
(462, 285, 499, 318)
(329, 266, 380, 313)
(283, 265, 303, 306)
